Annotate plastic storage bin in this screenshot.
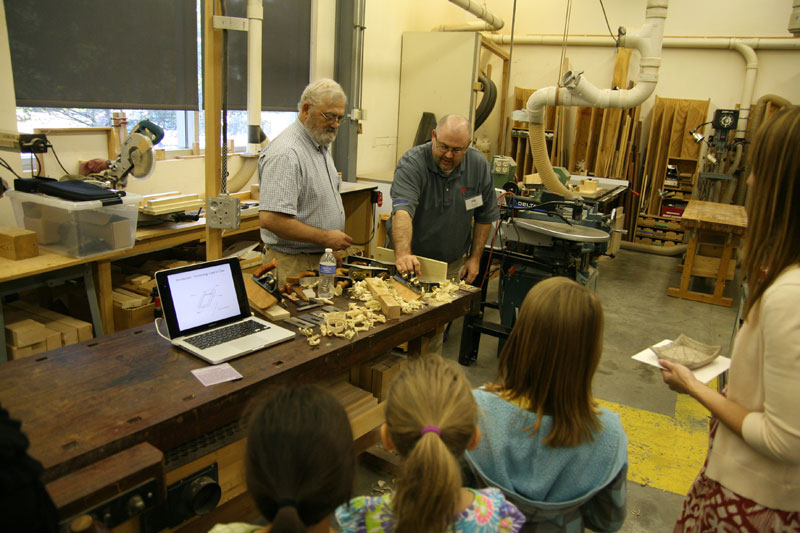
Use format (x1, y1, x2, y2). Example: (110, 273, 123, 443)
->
(7, 189, 140, 258)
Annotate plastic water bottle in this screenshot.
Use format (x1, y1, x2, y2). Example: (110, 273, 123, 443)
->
(318, 248, 336, 299)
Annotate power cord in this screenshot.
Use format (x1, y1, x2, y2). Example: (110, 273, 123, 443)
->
(46, 142, 71, 175)
(154, 316, 171, 341)
(599, 0, 618, 45)
(0, 156, 24, 179)
(349, 205, 377, 246)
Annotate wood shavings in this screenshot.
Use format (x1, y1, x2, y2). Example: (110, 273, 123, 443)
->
(307, 335, 320, 346)
(316, 297, 334, 305)
(298, 327, 315, 337)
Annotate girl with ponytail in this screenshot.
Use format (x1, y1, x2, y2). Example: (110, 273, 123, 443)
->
(210, 385, 356, 533)
(336, 357, 525, 533)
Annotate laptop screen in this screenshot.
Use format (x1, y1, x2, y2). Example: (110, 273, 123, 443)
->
(156, 258, 251, 338)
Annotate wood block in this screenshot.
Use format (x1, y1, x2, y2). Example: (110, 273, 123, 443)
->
(244, 277, 278, 310)
(364, 278, 400, 319)
(23, 216, 60, 244)
(111, 288, 150, 309)
(43, 328, 62, 351)
(9, 303, 93, 342)
(5, 304, 79, 346)
(0, 226, 39, 260)
(263, 304, 290, 321)
(374, 247, 448, 282)
(5, 318, 47, 347)
(391, 280, 422, 302)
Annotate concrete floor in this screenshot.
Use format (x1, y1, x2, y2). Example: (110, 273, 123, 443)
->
(349, 248, 739, 532)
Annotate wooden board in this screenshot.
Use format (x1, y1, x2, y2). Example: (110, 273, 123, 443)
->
(374, 247, 448, 282)
(244, 277, 278, 310)
(391, 279, 423, 302)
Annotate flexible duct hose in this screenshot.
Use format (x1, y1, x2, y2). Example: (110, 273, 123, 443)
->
(527, 123, 580, 198)
(621, 240, 687, 256)
(475, 75, 497, 131)
(746, 94, 792, 166)
(227, 156, 259, 193)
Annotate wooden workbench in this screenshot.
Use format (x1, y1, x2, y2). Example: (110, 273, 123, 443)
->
(667, 200, 748, 307)
(0, 184, 377, 356)
(0, 288, 480, 531)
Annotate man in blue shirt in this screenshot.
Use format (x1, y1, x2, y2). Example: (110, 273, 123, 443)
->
(390, 114, 499, 284)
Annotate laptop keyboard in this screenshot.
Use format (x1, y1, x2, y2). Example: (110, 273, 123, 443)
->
(185, 320, 268, 349)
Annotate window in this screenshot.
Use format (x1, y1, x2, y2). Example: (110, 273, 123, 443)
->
(7, 1, 308, 155)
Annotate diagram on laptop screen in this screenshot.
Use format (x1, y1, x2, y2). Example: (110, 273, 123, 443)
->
(168, 264, 241, 331)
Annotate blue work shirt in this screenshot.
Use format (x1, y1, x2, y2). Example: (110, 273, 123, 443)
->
(389, 142, 499, 263)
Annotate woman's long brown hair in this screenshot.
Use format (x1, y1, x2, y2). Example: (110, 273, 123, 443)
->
(741, 105, 800, 318)
(494, 276, 604, 447)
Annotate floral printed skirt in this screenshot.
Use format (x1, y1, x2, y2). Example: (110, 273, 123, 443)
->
(674, 417, 800, 532)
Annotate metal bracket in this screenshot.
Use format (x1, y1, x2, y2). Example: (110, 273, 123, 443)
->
(212, 15, 248, 31)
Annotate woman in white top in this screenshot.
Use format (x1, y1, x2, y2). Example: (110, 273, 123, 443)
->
(660, 105, 800, 530)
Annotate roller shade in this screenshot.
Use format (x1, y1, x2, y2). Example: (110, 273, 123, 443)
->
(5, 0, 199, 110)
(215, 0, 311, 111)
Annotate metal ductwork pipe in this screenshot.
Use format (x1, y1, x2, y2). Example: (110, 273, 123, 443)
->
(523, 0, 668, 197)
(434, 0, 504, 32)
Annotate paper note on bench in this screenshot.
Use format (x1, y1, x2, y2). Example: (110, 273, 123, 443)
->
(191, 363, 243, 386)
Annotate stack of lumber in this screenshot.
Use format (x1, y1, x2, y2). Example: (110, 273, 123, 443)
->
(139, 192, 204, 216)
(640, 97, 709, 215)
(113, 273, 157, 330)
(350, 352, 407, 402)
(5, 301, 93, 359)
(568, 49, 640, 180)
(323, 376, 385, 440)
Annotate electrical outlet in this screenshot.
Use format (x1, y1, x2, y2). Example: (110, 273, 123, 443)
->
(207, 195, 241, 229)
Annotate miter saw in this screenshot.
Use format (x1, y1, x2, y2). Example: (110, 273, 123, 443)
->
(98, 120, 164, 189)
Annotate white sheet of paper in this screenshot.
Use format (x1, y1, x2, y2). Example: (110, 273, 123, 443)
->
(191, 363, 243, 386)
(632, 339, 731, 383)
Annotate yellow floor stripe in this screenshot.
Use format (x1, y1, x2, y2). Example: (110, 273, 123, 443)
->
(597, 394, 710, 495)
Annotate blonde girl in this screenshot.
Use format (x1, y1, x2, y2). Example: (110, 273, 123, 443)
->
(336, 357, 525, 533)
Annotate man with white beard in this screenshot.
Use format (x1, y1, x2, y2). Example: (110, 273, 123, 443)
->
(258, 79, 352, 285)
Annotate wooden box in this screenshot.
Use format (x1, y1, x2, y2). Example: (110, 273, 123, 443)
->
(113, 302, 155, 330)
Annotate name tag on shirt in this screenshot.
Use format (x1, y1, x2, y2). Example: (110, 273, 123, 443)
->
(465, 195, 483, 210)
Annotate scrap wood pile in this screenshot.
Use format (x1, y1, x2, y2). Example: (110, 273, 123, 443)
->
(296, 277, 474, 346)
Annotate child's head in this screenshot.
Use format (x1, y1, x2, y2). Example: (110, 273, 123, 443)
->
(382, 357, 479, 533)
(498, 276, 604, 447)
(245, 385, 355, 532)
(742, 105, 800, 315)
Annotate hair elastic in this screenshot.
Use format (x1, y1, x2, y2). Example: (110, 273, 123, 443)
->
(421, 425, 441, 437)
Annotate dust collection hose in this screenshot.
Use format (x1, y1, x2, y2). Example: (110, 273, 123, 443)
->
(527, 123, 580, 198)
(475, 75, 497, 131)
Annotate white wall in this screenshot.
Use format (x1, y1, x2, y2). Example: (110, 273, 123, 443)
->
(356, 0, 800, 177)
(0, 0, 21, 226)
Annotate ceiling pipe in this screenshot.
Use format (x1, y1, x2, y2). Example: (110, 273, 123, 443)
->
(517, 0, 669, 198)
(433, 0, 504, 32)
(487, 34, 800, 139)
(246, 0, 264, 155)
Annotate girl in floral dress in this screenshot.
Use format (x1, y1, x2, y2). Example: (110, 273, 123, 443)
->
(336, 357, 525, 533)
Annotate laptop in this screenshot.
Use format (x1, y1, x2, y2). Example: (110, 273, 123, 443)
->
(155, 257, 295, 364)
